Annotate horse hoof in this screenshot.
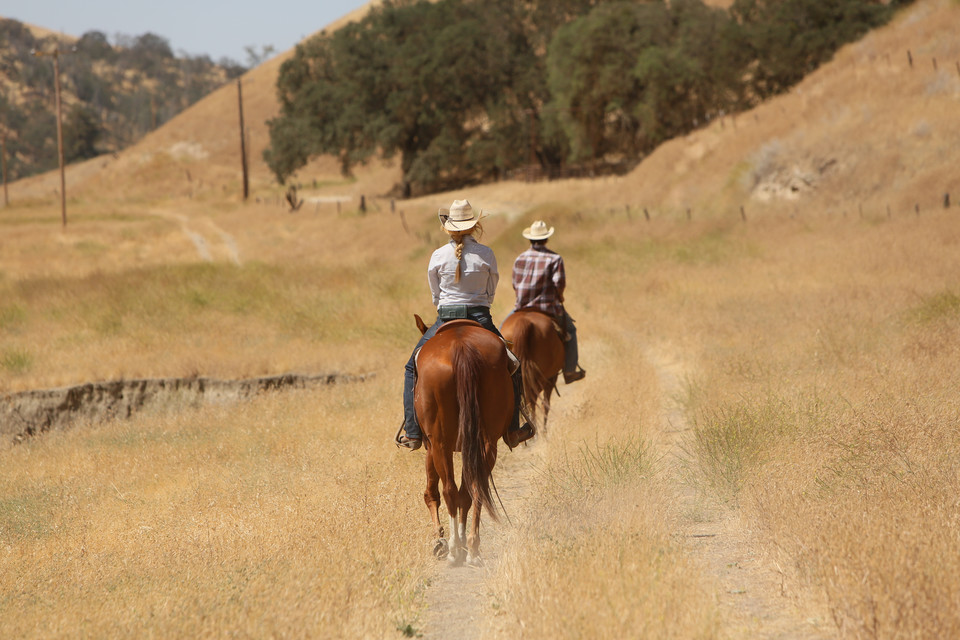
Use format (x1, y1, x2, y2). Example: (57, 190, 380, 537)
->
(466, 554, 484, 568)
(433, 538, 449, 560)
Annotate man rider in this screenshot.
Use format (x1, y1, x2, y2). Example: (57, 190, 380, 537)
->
(511, 220, 586, 384)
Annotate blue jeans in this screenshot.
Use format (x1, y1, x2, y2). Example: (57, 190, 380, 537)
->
(402, 309, 509, 439)
(562, 310, 579, 373)
(500, 308, 579, 373)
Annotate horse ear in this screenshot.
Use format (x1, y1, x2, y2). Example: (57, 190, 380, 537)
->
(414, 314, 428, 335)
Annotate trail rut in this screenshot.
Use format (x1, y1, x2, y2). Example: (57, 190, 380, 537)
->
(647, 344, 835, 639)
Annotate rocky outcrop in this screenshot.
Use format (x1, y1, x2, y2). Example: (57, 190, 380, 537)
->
(0, 372, 370, 443)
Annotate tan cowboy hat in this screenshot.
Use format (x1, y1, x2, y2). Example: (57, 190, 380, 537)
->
(522, 220, 554, 240)
(438, 199, 483, 232)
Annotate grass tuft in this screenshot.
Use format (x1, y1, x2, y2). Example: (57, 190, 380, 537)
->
(690, 397, 804, 499)
(1, 348, 32, 374)
(908, 289, 960, 324)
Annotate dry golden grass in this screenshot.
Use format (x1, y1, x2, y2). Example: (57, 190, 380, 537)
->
(0, 377, 433, 638)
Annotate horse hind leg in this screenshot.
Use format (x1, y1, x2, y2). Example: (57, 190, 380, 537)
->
(466, 451, 496, 567)
(424, 454, 448, 559)
(466, 501, 483, 567)
(542, 376, 558, 430)
(443, 477, 464, 566)
(447, 512, 463, 566)
(456, 482, 471, 566)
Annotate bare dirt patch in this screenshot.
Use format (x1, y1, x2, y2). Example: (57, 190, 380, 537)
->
(0, 372, 370, 443)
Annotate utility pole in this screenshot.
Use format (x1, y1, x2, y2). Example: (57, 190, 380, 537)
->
(33, 48, 67, 227)
(1, 135, 8, 207)
(527, 108, 537, 182)
(237, 78, 249, 201)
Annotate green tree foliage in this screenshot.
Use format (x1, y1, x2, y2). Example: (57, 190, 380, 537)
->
(546, 1, 673, 163)
(635, 0, 748, 145)
(63, 105, 103, 162)
(75, 30, 116, 62)
(259, 0, 909, 197)
(730, 0, 897, 99)
(266, 0, 539, 195)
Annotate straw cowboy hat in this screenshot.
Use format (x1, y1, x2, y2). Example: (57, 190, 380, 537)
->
(522, 220, 555, 241)
(438, 199, 484, 232)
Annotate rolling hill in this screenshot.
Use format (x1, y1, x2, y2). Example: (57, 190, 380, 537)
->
(4, 0, 955, 226)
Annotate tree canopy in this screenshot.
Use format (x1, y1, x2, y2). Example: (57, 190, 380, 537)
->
(266, 0, 908, 196)
(266, 0, 539, 196)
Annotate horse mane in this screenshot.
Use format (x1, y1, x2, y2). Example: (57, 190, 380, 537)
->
(452, 340, 498, 521)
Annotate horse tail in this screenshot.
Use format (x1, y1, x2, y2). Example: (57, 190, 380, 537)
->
(512, 318, 546, 423)
(453, 341, 498, 520)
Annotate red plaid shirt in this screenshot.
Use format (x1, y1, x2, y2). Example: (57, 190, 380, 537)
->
(512, 245, 565, 316)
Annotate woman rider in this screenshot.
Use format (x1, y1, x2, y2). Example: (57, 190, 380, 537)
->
(395, 199, 534, 451)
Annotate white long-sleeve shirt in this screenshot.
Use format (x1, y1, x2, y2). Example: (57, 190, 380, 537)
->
(427, 236, 499, 308)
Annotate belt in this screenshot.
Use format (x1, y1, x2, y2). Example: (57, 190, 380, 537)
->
(437, 305, 490, 320)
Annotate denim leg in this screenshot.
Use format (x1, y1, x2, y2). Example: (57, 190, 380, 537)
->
(563, 310, 579, 373)
(469, 310, 504, 340)
(402, 318, 442, 439)
(510, 368, 522, 431)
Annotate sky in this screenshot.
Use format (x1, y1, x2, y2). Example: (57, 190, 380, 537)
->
(2, 0, 370, 64)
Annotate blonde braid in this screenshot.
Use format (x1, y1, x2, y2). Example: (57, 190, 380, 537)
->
(444, 223, 482, 284)
(453, 233, 465, 283)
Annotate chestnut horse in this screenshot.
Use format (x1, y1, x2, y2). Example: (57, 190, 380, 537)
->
(500, 309, 565, 429)
(414, 316, 513, 566)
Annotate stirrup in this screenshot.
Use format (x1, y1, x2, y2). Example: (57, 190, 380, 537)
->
(563, 368, 586, 384)
(394, 425, 422, 450)
(504, 422, 535, 449)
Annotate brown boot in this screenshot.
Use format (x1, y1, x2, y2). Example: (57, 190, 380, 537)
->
(394, 425, 422, 450)
(563, 368, 586, 384)
(504, 422, 535, 449)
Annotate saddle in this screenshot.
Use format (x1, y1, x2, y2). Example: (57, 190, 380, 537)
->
(435, 318, 481, 334)
(517, 307, 569, 342)
(415, 319, 520, 375)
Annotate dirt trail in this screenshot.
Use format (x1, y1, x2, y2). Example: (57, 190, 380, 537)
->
(418, 437, 541, 640)
(146, 209, 242, 265)
(647, 344, 835, 639)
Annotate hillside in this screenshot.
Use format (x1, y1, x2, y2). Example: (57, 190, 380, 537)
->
(3, 0, 955, 229)
(1, 19, 251, 183)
